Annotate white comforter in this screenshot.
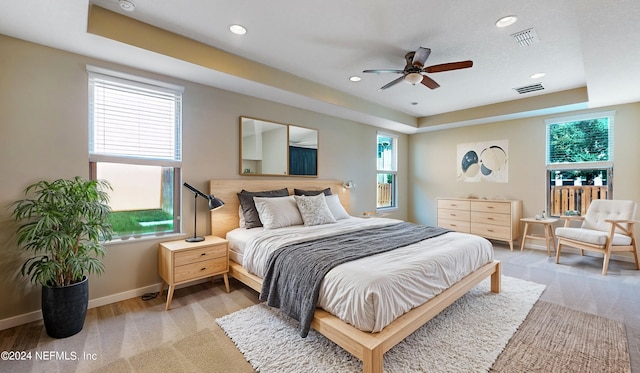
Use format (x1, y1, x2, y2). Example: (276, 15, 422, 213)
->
(228, 217, 493, 332)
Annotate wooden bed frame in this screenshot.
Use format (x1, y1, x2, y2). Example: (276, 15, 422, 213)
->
(210, 179, 501, 373)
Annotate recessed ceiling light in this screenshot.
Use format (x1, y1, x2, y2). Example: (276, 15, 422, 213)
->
(349, 76, 361, 82)
(229, 24, 247, 35)
(118, 0, 136, 12)
(495, 15, 517, 28)
(530, 72, 546, 79)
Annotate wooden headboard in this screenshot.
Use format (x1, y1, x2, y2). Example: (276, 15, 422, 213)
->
(209, 179, 350, 238)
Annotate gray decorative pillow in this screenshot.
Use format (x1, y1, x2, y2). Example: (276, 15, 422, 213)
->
(237, 188, 288, 229)
(294, 193, 337, 226)
(293, 187, 332, 196)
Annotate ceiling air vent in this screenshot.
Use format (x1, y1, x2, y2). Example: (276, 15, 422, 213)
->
(511, 28, 539, 46)
(514, 83, 544, 94)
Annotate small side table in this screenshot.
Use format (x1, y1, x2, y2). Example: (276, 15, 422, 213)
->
(520, 217, 559, 256)
(158, 235, 230, 310)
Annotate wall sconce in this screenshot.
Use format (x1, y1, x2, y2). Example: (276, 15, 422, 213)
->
(183, 182, 224, 242)
(343, 180, 355, 189)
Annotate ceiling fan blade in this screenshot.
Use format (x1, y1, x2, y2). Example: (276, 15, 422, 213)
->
(378, 75, 406, 91)
(363, 69, 404, 74)
(420, 75, 440, 89)
(425, 60, 473, 73)
(412, 47, 431, 68)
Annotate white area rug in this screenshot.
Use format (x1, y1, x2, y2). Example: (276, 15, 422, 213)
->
(216, 276, 545, 372)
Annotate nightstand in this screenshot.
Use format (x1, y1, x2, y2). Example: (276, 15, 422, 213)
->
(158, 235, 230, 310)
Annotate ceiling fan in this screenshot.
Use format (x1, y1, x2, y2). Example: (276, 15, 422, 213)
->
(363, 47, 473, 91)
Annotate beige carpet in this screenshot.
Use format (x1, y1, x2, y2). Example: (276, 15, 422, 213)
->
(216, 276, 546, 372)
(491, 301, 631, 372)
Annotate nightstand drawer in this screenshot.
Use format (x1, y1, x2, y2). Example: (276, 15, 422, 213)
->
(174, 258, 227, 283)
(175, 245, 226, 266)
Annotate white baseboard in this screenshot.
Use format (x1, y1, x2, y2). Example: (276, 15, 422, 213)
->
(0, 282, 161, 331)
(0, 278, 219, 331)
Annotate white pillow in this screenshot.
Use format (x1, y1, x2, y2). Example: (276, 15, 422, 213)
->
(325, 194, 350, 219)
(253, 196, 303, 229)
(294, 194, 337, 226)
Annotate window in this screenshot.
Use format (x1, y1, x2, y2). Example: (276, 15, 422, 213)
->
(88, 66, 183, 239)
(376, 133, 398, 209)
(545, 111, 614, 217)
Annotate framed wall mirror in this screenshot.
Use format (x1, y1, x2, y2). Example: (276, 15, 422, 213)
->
(288, 125, 318, 176)
(240, 116, 318, 177)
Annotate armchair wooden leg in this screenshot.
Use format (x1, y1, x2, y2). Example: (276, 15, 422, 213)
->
(602, 252, 610, 276)
(632, 245, 640, 270)
(555, 242, 562, 264)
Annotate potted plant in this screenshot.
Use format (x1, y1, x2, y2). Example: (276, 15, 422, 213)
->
(10, 177, 112, 338)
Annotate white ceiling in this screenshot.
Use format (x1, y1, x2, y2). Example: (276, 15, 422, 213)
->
(1, 0, 639, 134)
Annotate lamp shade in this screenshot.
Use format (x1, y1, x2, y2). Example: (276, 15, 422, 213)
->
(208, 196, 224, 210)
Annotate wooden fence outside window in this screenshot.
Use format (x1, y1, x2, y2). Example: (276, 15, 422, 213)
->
(550, 185, 608, 216)
(377, 183, 392, 207)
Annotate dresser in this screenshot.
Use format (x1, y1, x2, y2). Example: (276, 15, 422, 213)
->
(158, 235, 230, 310)
(437, 198, 522, 250)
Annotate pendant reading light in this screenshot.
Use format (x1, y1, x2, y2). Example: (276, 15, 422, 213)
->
(183, 183, 225, 242)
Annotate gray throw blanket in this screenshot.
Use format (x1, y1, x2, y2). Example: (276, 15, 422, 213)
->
(259, 222, 451, 337)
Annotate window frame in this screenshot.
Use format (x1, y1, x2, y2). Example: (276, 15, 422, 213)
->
(544, 111, 614, 217)
(376, 132, 398, 211)
(87, 65, 184, 239)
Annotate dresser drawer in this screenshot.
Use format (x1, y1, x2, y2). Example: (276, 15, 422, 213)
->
(470, 201, 511, 214)
(471, 223, 511, 240)
(437, 199, 470, 211)
(438, 208, 470, 221)
(438, 218, 471, 233)
(471, 211, 511, 226)
(175, 245, 227, 266)
(174, 258, 227, 283)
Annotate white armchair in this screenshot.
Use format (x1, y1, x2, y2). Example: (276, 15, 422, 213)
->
(555, 199, 639, 275)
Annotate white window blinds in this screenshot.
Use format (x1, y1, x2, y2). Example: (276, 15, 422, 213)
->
(88, 66, 183, 166)
(545, 111, 614, 168)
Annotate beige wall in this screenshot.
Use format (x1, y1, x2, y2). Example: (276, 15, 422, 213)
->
(0, 35, 408, 323)
(408, 103, 640, 228)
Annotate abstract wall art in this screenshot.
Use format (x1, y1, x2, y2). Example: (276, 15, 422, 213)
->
(457, 140, 509, 183)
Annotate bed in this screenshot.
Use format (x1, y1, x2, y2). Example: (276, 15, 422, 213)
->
(210, 179, 501, 373)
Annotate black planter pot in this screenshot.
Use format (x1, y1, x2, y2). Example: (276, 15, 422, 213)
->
(41, 276, 89, 339)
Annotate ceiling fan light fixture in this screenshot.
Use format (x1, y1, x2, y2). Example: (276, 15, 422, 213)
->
(118, 0, 136, 12)
(404, 73, 423, 85)
(496, 15, 517, 28)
